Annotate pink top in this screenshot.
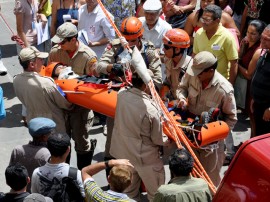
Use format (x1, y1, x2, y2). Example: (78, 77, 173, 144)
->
(174, 0, 190, 7)
(14, 0, 38, 45)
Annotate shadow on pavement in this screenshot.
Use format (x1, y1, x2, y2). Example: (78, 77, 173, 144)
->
(0, 103, 24, 128)
(1, 82, 16, 100)
(233, 112, 250, 132)
(1, 44, 17, 58)
(92, 151, 104, 161)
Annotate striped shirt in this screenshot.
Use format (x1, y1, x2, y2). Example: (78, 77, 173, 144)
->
(84, 178, 132, 202)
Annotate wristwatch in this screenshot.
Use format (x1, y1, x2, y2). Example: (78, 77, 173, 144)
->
(104, 160, 110, 169)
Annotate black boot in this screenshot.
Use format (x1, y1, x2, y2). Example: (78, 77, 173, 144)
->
(77, 139, 97, 170)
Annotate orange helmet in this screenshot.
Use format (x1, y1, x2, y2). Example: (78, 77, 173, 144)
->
(120, 17, 144, 40)
(163, 29, 190, 48)
(45, 62, 62, 77)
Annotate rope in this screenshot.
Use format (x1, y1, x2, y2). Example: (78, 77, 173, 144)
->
(0, 13, 25, 48)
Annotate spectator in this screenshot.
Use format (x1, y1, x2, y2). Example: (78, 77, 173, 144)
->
(139, 0, 172, 50)
(31, 133, 85, 198)
(13, 46, 72, 133)
(184, 0, 239, 45)
(153, 148, 212, 202)
(101, 0, 136, 29)
(0, 163, 30, 202)
(176, 51, 237, 186)
(49, 22, 98, 169)
(240, 0, 270, 39)
(193, 4, 239, 83)
(161, 0, 197, 29)
(250, 24, 270, 136)
(50, 0, 85, 37)
(96, 16, 163, 171)
(218, 0, 233, 15)
(237, 20, 266, 137)
(162, 28, 193, 99)
(110, 70, 166, 201)
(23, 193, 52, 202)
(82, 159, 134, 201)
(9, 117, 55, 192)
(135, 0, 146, 18)
(13, 0, 49, 53)
(78, 0, 115, 59)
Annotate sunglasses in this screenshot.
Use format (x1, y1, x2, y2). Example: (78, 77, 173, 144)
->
(59, 37, 73, 45)
(164, 44, 172, 50)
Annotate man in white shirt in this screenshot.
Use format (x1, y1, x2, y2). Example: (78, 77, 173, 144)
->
(78, 0, 115, 59)
(139, 0, 172, 50)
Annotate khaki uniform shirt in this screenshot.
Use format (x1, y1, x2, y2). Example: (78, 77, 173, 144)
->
(97, 39, 162, 89)
(110, 87, 164, 166)
(164, 54, 193, 99)
(13, 72, 72, 133)
(48, 41, 97, 76)
(176, 71, 237, 129)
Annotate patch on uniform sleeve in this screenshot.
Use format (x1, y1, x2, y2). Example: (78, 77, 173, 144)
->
(88, 57, 97, 68)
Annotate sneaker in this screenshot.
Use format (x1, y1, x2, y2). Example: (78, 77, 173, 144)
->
(0, 60, 7, 76)
(103, 124, 107, 136)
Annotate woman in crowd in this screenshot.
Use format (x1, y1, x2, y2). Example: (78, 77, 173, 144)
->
(237, 19, 266, 137)
(14, 0, 48, 52)
(184, 0, 239, 45)
(161, 0, 197, 28)
(51, 0, 85, 37)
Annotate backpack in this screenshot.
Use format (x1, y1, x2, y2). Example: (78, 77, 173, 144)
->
(38, 167, 84, 202)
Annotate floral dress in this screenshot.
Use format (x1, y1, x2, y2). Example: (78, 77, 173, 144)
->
(101, 0, 136, 29)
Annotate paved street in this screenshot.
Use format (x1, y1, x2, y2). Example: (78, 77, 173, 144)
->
(0, 0, 251, 197)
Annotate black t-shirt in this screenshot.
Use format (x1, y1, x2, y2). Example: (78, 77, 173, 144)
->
(0, 192, 30, 202)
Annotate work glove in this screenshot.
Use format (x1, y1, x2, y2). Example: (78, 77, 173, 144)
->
(112, 63, 124, 77)
(120, 36, 128, 48)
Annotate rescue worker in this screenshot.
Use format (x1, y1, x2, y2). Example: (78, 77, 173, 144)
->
(110, 70, 165, 201)
(48, 22, 98, 169)
(13, 47, 72, 133)
(97, 16, 162, 89)
(176, 51, 237, 186)
(96, 16, 163, 166)
(162, 28, 193, 100)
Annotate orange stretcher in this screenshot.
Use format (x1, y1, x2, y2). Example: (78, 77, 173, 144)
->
(40, 64, 117, 118)
(40, 63, 229, 147)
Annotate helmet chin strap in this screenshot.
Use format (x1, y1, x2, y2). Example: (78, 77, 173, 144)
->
(172, 47, 182, 58)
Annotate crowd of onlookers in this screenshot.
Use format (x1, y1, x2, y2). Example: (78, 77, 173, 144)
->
(1, 0, 270, 201)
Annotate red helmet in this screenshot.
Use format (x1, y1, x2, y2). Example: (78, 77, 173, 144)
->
(45, 62, 62, 77)
(163, 29, 190, 48)
(120, 17, 144, 40)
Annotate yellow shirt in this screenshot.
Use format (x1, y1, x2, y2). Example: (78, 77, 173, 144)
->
(39, 0, 52, 17)
(193, 24, 238, 79)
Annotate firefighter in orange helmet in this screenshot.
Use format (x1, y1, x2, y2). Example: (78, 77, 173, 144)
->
(161, 28, 193, 100)
(96, 16, 162, 90)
